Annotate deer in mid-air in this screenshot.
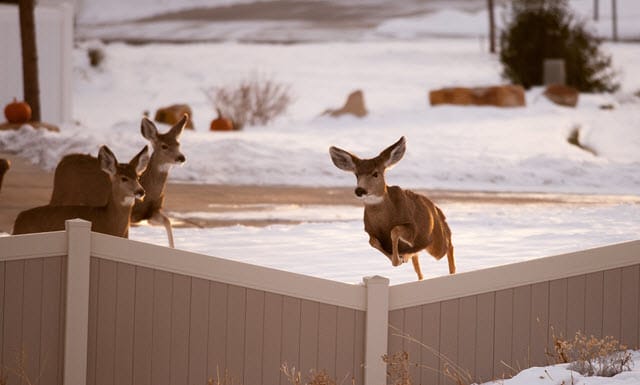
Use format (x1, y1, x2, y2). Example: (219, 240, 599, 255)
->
(49, 115, 187, 247)
(329, 137, 455, 280)
(13, 145, 149, 236)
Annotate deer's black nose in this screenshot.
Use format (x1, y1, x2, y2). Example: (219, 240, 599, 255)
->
(176, 154, 186, 163)
(135, 189, 146, 200)
(355, 187, 367, 197)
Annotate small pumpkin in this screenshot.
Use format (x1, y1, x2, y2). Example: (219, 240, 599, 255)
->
(209, 108, 234, 132)
(4, 98, 32, 124)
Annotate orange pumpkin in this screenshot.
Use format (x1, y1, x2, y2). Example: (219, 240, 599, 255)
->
(209, 109, 234, 131)
(4, 98, 32, 124)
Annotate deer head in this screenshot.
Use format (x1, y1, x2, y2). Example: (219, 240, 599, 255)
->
(329, 137, 406, 205)
(141, 114, 187, 169)
(99, 145, 149, 206)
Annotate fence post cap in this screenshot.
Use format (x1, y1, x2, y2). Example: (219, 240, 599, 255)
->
(363, 275, 390, 286)
(65, 218, 91, 230)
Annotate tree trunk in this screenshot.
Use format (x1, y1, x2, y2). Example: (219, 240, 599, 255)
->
(487, 0, 496, 53)
(611, 0, 618, 41)
(18, 0, 41, 122)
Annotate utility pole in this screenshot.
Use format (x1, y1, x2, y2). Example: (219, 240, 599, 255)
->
(18, 0, 41, 121)
(611, 0, 618, 41)
(593, 0, 599, 21)
(488, 0, 495, 53)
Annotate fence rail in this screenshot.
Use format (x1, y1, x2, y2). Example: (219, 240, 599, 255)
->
(1, 219, 639, 385)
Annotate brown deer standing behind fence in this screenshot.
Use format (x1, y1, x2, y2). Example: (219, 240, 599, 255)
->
(13, 145, 149, 236)
(49, 115, 186, 247)
(329, 137, 455, 280)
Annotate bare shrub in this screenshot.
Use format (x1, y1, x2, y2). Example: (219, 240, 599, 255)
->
(552, 331, 633, 377)
(207, 367, 240, 385)
(388, 326, 473, 385)
(281, 363, 353, 385)
(206, 75, 293, 130)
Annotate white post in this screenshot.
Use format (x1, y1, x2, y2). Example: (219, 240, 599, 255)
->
(363, 275, 390, 385)
(64, 219, 91, 385)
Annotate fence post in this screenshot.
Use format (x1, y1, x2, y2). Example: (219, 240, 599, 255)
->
(363, 275, 390, 385)
(64, 219, 91, 385)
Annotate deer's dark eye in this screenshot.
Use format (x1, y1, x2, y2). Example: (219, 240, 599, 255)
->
(161, 144, 169, 150)
(372, 171, 379, 178)
(121, 177, 128, 182)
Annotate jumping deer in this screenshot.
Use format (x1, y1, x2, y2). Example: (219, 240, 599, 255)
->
(13, 145, 149, 236)
(49, 115, 186, 247)
(329, 137, 455, 280)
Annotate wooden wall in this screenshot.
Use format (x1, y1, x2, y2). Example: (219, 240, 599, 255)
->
(387, 265, 640, 385)
(86, 258, 366, 385)
(0, 257, 66, 385)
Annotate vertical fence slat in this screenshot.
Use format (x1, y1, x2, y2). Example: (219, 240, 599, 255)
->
(133, 266, 154, 385)
(151, 270, 172, 385)
(188, 278, 210, 385)
(40, 257, 63, 385)
(3, 260, 24, 384)
(420, 303, 440, 385)
(475, 292, 494, 384)
(318, 303, 338, 378)
(548, 279, 568, 343)
(170, 274, 191, 385)
(299, 300, 319, 376)
(208, 281, 228, 379)
(567, 275, 586, 338)
(336, 307, 356, 383)
(493, 289, 513, 380)
(440, 299, 459, 385)
(244, 289, 265, 385)
(87, 258, 99, 385)
(512, 285, 531, 372)
(585, 272, 604, 338)
(262, 293, 282, 385)
(621, 265, 640, 349)
(403, 306, 422, 382)
(280, 296, 301, 385)
(114, 263, 135, 385)
(23, 258, 43, 383)
(226, 285, 246, 382)
(95, 259, 117, 385)
(354, 310, 365, 385)
(530, 282, 549, 366)
(603, 269, 622, 339)
(387, 309, 403, 356)
(458, 296, 476, 381)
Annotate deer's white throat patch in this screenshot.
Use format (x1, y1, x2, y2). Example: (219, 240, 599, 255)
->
(157, 163, 173, 172)
(121, 196, 135, 206)
(361, 195, 384, 205)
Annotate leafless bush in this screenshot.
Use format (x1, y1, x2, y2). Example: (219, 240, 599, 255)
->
(206, 75, 293, 130)
(281, 363, 353, 385)
(382, 351, 412, 385)
(552, 331, 633, 377)
(207, 367, 240, 385)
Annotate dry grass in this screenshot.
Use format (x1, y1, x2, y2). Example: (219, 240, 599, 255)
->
(551, 330, 633, 377)
(281, 363, 354, 385)
(387, 326, 473, 385)
(206, 75, 293, 130)
(207, 367, 240, 385)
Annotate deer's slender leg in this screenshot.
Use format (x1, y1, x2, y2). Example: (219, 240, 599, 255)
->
(390, 225, 413, 267)
(411, 255, 424, 280)
(149, 210, 175, 248)
(447, 244, 456, 274)
(369, 236, 392, 261)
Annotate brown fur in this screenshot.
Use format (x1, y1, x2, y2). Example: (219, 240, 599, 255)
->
(14, 146, 149, 236)
(330, 137, 455, 280)
(49, 116, 186, 247)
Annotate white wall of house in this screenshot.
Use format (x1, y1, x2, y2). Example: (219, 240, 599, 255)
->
(0, 2, 73, 125)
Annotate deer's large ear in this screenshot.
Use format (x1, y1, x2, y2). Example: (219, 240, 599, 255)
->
(329, 146, 358, 172)
(380, 136, 406, 168)
(130, 146, 150, 176)
(98, 146, 117, 177)
(141, 117, 158, 141)
(168, 114, 187, 138)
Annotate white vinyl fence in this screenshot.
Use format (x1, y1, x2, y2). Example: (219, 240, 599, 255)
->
(1, 219, 639, 385)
